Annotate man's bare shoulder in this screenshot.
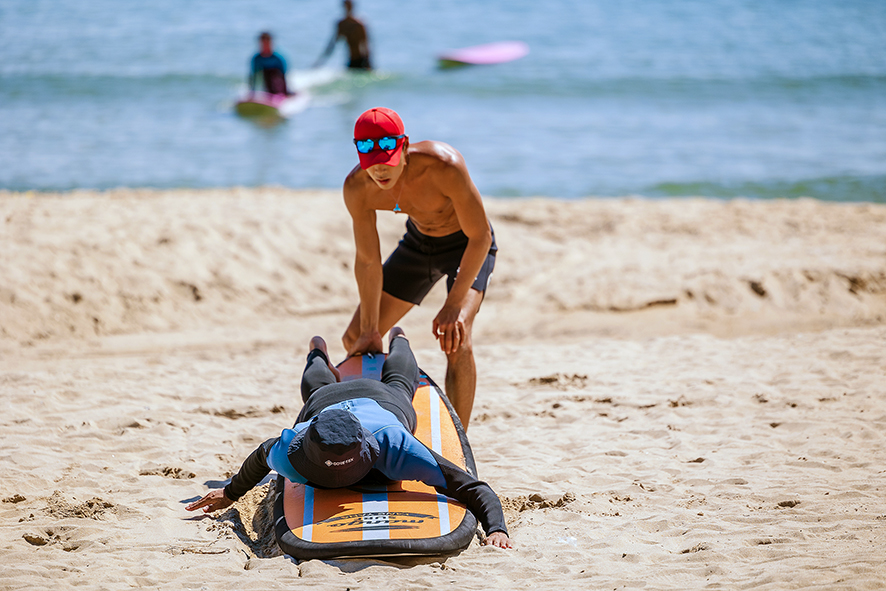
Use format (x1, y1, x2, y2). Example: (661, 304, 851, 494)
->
(409, 141, 468, 182)
(344, 163, 365, 186)
(338, 17, 366, 36)
(343, 165, 376, 207)
(410, 140, 464, 167)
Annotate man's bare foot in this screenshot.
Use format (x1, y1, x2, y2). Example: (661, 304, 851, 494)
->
(389, 326, 406, 347)
(309, 336, 341, 382)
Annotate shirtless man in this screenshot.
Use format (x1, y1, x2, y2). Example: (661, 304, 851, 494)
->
(342, 107, 497, 430)
(314, 0, 372, 70)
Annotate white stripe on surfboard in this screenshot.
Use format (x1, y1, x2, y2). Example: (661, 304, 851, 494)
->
(436, 493, 452, 536)
(302, 486, 314, 542)
(428, 389, 452, 535)
(361, 493, 390, 540)
(429, 388, 443, 454)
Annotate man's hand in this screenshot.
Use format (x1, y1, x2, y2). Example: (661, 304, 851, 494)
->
(432, 303, 467, 354)
(483, 532, 513, 549)
(186, 489, 234, 514)
(347, 330, 384, 357)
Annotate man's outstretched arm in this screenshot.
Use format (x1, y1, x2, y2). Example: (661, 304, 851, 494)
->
(427, 450, 510, 545)
(313, 25, 341, 67)
(185, 437, 278, 514)
(374, 429, 511, 547)
(430, 147, 492, 354)
(343, 178, 385, 355)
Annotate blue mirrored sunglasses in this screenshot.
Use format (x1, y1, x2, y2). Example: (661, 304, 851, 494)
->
(353, 135, 406, 154)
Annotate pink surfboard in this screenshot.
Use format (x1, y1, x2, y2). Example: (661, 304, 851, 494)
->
(438, 41, 529, 69)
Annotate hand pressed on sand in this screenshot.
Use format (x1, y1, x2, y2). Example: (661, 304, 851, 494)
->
(185, 489, 233, 514)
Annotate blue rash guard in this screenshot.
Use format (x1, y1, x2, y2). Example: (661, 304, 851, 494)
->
(223, 341, 508, 537)
(250, 52, 287, 77)
(249, 52, 288, 92)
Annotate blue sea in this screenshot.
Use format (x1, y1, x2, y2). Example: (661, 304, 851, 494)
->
(2, 0, 885, 201)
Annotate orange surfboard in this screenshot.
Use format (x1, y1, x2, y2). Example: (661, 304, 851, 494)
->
(272, 354, 479, 559)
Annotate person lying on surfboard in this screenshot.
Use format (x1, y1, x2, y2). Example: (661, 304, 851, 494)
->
(186, 328, 512, 549)
(249, 31, 291, 96)
(341, 107, 497, 432)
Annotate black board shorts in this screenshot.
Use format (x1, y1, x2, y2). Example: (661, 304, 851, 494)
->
(348, 56, 372, 70)
(382, 219, 497, 305)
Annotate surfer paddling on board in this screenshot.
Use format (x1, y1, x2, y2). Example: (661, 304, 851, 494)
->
(249, 32, 291, 95)
(186, 329, 512, 549)
(342, 107, 497, 431)
(314, 0, 372, 70)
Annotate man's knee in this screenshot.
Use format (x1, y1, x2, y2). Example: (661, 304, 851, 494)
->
(445, 337, 474, 364)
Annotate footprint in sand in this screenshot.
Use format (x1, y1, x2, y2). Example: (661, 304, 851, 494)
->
(502, 492, 577, 514)
(199, 406, 285, 419)
(22, 525, 95, 551)
(139, 466, 196, 479)
(43, 491, 118, 520)
(527, 374, 589, 390)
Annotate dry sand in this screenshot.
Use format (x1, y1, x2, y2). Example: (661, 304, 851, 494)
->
(1, 188, 885, 590)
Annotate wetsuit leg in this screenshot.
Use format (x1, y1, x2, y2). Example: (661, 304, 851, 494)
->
(300, 349, 338, 403)
(381, 337, 419, 402)
(263, 68, 288, 94)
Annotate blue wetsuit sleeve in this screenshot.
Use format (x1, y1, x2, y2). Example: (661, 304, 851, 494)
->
(223, 437, 277, 501)
(376, 426, 508, 536)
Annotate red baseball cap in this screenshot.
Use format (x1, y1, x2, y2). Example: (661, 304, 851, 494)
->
(354, 107, 406, 169)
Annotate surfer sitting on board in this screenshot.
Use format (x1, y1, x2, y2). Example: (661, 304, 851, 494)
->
(249, 31, 291, 95)
(313, 0, 372, 70)
(342, 107, 497, 432)
(186, 328, 512, 549)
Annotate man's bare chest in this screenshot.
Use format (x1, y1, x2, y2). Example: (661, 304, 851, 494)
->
(372, 186, 459, 235)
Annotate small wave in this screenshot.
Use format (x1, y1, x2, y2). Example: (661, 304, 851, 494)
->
(397, 70, 886, 101)
(644, 175, 886, 203)
(292, 68, 398, 94)
(0, 72, 242, 99)
(4, 66, 883, 102)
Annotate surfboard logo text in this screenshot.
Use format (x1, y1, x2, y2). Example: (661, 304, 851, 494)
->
(320, 511, 437, 532)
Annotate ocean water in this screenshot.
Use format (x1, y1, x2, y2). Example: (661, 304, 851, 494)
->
(1, 0, 885, 201)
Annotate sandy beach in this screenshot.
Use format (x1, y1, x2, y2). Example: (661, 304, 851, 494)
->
(2, 188, 885, 590)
